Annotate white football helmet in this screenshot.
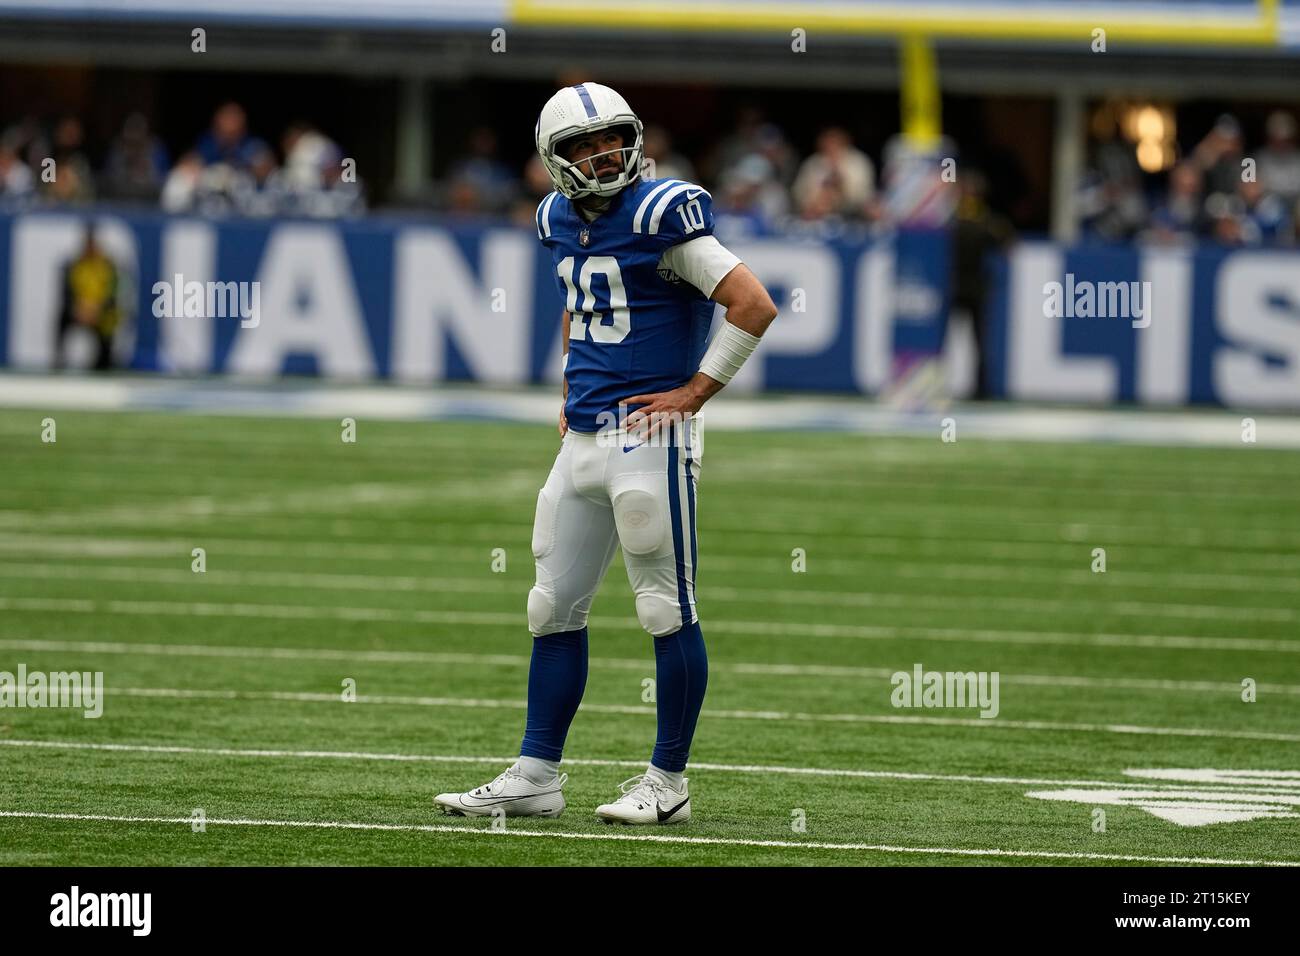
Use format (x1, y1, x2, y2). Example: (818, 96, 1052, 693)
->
(536, 82, 644, 200)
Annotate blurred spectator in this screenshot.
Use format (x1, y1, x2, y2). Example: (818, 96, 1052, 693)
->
(3, 103, 370, 217)
(155, 113, 363, 218)
(1237, 178, 1291, 245)
(1257, 110, 1300, 210)
(103, 113, 169, 201)
(1205, 191, 1251, 246)
(643, 124, 695, 182)
(716, 154, 789, 234)
(282, 122, 340, 188)
(234, 142, 284, 217)
(1193, 113, 1246, 197)
(195, 101, 268, 172)
(949, 169, 1015, 399)
(55, 225, 122, 371)
(792, 127, 875, 220)
(1146, 162, 1206, 243)
(280, 122, 364, 217)
(446, 126, 516, 215)
(43, 116, 94, 204)
(6, 91, 1298, 244)
(509, 154, 554, 227)
(3, 116, 47, 170)
(193, 162, 251, 215)
(446, 176, 487, 218)
(713, 105, 766, 180)
(160, 151, 204, 213)
(1084, 107, 1300, 246)
(170, 102, 271, 215)
(752, 123, 798, 187)
(0, 135, 35, 200)
(1078, 109, 1147, 241)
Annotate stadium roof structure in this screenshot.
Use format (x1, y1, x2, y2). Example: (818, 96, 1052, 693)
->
(0, 1, 1297, 97)
(0, 0, 1295, 44)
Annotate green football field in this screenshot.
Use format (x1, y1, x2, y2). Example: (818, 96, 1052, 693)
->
(1, 406, 1298, 866)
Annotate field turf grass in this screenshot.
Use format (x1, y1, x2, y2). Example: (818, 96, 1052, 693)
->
(1, 407, 1298, 866)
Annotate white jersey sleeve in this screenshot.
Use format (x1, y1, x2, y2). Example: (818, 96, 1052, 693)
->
(657, 235, 742, 299)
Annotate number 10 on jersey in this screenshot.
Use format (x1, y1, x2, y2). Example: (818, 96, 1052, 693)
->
(558, 255, 631, 344)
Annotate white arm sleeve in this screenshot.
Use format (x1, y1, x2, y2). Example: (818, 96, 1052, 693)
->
(658, 235, 743, 299)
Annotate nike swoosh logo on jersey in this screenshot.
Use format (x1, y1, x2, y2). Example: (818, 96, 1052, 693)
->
(685, 190, 703, 201)
(657, 796, 689, 822)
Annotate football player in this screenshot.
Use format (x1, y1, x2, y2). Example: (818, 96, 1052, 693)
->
(435, 83, 777, 825)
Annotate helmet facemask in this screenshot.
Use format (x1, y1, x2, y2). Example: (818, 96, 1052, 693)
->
(545, 122, 644, 200)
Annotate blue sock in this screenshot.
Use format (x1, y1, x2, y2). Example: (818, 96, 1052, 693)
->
(520, 627, 588, 762)
(650, 620, 708, 773)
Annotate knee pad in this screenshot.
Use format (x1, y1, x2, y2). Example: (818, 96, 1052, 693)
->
(636, 591, 683, 637)
(529, 583, 595, 636)
(527, 585, 556, 635)
(613, 489, 668, 557)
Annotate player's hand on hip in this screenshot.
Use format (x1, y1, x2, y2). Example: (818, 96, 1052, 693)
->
(623, 384, 705, 443)
(559, 403, 568, 437)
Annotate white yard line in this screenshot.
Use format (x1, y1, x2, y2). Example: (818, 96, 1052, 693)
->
(2, 504, 1296, 555)
(2, 596, 1295, 654)
(0, 562, 1293, 621)
(0, 809, 1293, 865)
(23, 684, 1297, 743)
(2, 528, 1300, 572)
(0, 477, 541, 532)
(3, 637, 1296, 696)
(8, 459, 1299, 506)
(4, 738, 1295, 796)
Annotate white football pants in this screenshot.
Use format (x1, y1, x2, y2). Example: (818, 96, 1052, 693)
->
(528, 416, 702, 638)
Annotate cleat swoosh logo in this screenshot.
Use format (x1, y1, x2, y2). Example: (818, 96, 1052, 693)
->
(657, 797, 689, 822)
(458, 791, 561, 808)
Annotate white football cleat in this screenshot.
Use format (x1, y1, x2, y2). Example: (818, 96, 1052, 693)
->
(434, 764, 568, 818)
(595, 773, 691, 825)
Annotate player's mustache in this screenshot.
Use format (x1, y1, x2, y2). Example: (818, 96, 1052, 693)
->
(587, 154, 622, 173)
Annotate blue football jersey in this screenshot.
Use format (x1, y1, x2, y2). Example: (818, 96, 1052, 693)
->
(536, 178, 718, 433)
